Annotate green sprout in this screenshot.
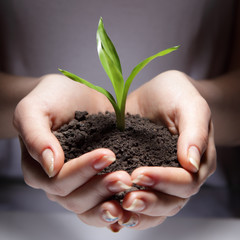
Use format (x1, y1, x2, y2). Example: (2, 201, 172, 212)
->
(59, 18, 179, 131)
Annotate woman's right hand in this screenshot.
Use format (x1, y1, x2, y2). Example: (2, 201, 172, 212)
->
(13, 74, 132, 230)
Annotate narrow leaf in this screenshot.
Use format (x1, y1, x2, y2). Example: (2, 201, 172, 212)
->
(121, 46, 180, 111)
(58, 69, 119, 113)
(97, 17, 122, 73)
(96, 18, 124, 106)
(97, 45, 124, 106)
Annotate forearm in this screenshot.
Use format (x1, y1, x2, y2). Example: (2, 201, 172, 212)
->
(193, 70, 240, 146)
(0, 72, 40, 138)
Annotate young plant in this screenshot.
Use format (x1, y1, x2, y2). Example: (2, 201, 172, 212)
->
(59, 18, 179, 131)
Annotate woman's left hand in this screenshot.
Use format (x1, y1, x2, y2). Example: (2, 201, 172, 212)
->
(111, 70, 216, 230)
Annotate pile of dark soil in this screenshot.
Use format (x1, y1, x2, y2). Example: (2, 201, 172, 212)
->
(54, 111, 179, 199)
(54, 111, 179, 172)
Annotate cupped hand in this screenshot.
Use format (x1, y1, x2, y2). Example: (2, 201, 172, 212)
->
(13, 71, 216, 231)
(14, 73, 113, 176)
(116, 70, 217, 230)
(13, 74, 132, 229)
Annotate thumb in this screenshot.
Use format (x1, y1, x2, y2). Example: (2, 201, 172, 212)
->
(14, 105, 64, 178)
(176, 100, 212, 173)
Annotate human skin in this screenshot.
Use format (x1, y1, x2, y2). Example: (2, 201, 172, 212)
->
(12, 72, 216, 231)
(10, 64, 240, 231)
(0, 72, 40, 138)
(9, 61, 240, 231)
(2, 3, 240, 231)
(2, 61, 239, 230)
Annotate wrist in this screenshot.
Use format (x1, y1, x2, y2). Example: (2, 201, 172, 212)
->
(0, 72, 39, 104)
(192, 71, 240, 146)
(0, 72, 40, 138)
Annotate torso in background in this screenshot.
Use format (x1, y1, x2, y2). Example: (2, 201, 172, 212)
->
(0, 0, 236, 84)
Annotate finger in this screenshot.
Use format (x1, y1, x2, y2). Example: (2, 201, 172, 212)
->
(131, 123, 216, 199)
(197, 122, 217, 182)
(20, 138, 48, 188)
(177, 97, 212, 173)
(131, 167, 197, 198)
(122, 190, 188, 217)
(48, 148, 116, 196)
(47, 171, 132, 214)
(107, 222, 124, 233)
(22, 148, 116, 196)
(118, 211, 166, 230)
(14, 100, 64, 177)
(77, 200, 123, 228)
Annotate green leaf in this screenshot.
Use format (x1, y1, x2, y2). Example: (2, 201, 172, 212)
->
(97, 18, 124, 106)
(59, 18, 179, 132)
(97, 17, 122, 73)
(121, 45, 180, 112)
(58, 68, 120, 114)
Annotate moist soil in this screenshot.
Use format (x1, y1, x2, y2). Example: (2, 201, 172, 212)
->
(54, 111, 179, 200)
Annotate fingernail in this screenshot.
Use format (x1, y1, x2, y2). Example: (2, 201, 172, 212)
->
(93, 155, 116, 171)
(107, 181, 132, 193)
(120, 215, 139, 228)
(42, 148, 55, 178)
(124, 199, 145, 212)
(188, 146, 200, 172)
(102, 210, 119, 222)
(108, 225, 121, 233)
(132, 174, 155, 186)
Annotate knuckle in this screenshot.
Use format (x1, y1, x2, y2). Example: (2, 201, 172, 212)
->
(48, 181, 69, 197)
(168, 198, 188, 216)
(63, 198, 83, 214)
(23, 174, 39, 189)
(46, 193, 56, 202)
(168, 204, 182, 216)
(94, 185, 107, 199)
(183, 182, 199, 198)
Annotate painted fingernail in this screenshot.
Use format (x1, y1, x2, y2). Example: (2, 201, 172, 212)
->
(42, 148, 55, 178)
(124, 199, 145, 212)
(188, 146, 200, 172)
(132, 174, 155, 186)
(102, 210, 119, 222)
(93, 155, 116, 170)
(120, 215, 139, 228)
(107, 181, 132, 193)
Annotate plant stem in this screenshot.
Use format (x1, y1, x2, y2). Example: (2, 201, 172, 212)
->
(116, 111, 125, 131)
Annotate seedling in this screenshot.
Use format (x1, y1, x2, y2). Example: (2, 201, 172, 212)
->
(59, 18, 179, 131)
